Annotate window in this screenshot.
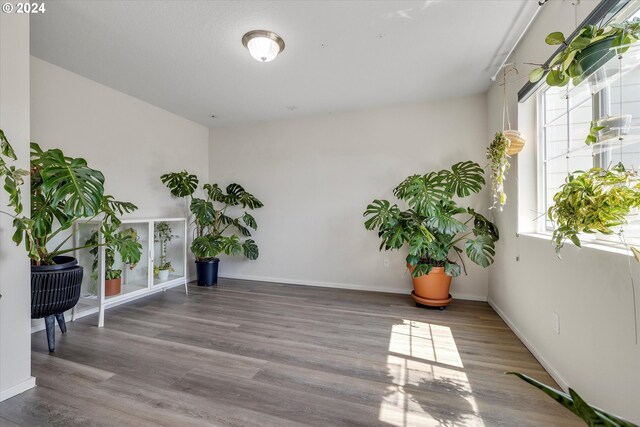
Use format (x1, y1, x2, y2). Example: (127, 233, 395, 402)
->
(537, 8, 640, 245)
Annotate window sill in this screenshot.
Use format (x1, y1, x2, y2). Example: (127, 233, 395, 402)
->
(518, 231, 635, 258)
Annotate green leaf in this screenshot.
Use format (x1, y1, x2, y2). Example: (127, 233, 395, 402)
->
(426, 202, 466, 235)
(4, 166, 27, 214)
(233, 219, 252, 237)
(507, 373, 579, 418)
(221, 235, 243, 256)
(440, 161, 485, 197)
(242, 239, 259, 260)
(562, 50, 577, 71)
(190, 198, 216, 226)
(412, 263, 433, 278)
(393, 172, 446, 215)
(109, 227, 143, 267)
(529, 67, 545, 83)
(545, 31, 566, 45)
(465, 235, 496, 268)
(569, 36, 591, 50)
(191, 235, 222, 260)
(203, 183, 225, 202)
(363, 199, 401, 231)
(546, 69, 570, 87)
(444, 262, 461, 277)
(0, 129, 17, 160)
(237, 190, 264, 209)
(161, 171, 198, 197)
(38, 148, 105, 218)
(507, 372, 638, 427)
(242, 212, 257, 230)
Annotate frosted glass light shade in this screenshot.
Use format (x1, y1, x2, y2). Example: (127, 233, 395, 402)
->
(242, 30, 285, 63)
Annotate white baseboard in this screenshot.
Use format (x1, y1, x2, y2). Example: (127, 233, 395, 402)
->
(488, 298, 569, 391)
(0, 377, 36, 402)
(219, 273, 487, 301)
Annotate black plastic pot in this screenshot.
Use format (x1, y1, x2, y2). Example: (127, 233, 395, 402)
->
(196, 258, 219, 287)
(575, 36, 617, 82)
(31, 256, 83, 352)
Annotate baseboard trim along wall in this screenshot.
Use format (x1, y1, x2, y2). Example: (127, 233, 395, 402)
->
(0, 377, 36, 402)
(488, 298, 569, 391)
(219, 273, 488, 302)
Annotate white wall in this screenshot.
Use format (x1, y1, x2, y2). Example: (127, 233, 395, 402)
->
(29, 57, 209, 330)
(0, 6, 36, 401)
(487, 0, 640, 422)
(30, 57, 209, 220)
(210, 95, 491, 300)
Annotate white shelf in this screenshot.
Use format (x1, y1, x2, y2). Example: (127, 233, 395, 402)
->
(545, 133, 640, 163)
(153, 274, 184, 287)
(72, 217, 188, 327)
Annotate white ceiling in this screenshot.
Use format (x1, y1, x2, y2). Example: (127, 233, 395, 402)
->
(31, 0, 538, 127)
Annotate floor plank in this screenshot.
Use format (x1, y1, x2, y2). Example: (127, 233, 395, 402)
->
(0, 279, 582, 426)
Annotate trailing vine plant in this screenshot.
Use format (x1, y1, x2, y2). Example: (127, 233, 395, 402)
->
(487, 132, 510, 210)
(548, 163, 640, 258)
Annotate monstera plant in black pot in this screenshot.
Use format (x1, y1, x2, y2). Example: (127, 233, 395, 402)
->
(161, 171, 263, 286)
(0, 130, 139, 352)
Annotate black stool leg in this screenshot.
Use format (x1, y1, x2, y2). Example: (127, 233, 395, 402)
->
(54, 313, 67, 334)
(44, 315, 56, 352)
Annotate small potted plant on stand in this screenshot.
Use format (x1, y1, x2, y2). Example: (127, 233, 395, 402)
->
(364, 161, 499, 308)
(154, 221, 177, 282)
(160, 171, 263, 286)
(86, 226, 142, 296)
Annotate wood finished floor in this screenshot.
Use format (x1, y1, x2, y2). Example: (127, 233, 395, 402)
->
(0, 279, 581, 427)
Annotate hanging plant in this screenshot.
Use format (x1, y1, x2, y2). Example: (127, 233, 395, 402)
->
(548, 163, 640, 258)
(487, 132, 511, 209)
(529, 19, 640, 87)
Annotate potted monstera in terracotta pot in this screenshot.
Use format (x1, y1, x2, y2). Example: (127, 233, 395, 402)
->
(364, 161, 499, 308)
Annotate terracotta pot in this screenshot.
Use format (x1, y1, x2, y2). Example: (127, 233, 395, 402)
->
(408, 265, 453, 308)
(105, 278, 122, 296)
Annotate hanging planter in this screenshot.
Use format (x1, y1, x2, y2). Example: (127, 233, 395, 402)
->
(504, 129, 526, 156)
(486, 66, 526, 209)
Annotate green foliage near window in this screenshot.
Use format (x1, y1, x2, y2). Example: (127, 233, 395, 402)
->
(0, 129, 139, 265)
(154, 221, 177, 272)
(487, 132, 510, 209)
(0, 129, 28, 218)
(160, 171, 263, 261)
(86, 226, 142, 281)
(548, 164, 640, 260)
(508, 372, 638, 427)
(529, 20, 640, 87)
(585, 120, 606, 145)
(363, 161, 499, 278)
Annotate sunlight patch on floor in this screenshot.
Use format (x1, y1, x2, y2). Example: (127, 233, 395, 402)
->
(379, 320, 485, 427)
(388, 320, 463, 368)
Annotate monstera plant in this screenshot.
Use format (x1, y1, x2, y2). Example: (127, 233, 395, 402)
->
(363, 161, 499, 308)
(161, 171, 263, 286)
(0, 129, 139, 351)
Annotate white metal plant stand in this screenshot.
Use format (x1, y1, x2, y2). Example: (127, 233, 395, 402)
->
(72, 217, 188, 327)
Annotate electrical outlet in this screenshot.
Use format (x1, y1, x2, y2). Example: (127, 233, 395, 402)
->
(552, 312, 560, 334)
(383, 258, 390, 267)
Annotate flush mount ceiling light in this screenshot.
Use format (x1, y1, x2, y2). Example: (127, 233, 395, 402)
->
(242, 30, 285, 63)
